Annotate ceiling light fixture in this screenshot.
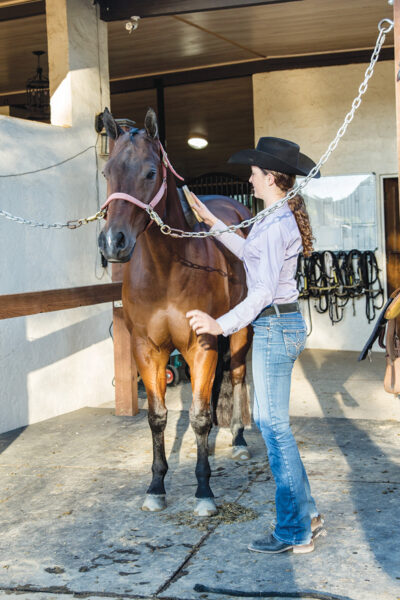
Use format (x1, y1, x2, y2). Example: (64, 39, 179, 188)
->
(26, 50, 49, 120)
(187, 135, 208, 150)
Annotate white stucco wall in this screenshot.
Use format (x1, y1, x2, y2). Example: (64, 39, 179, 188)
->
(0, 0, 115, 434)
(0, 116, 115, 435)
(253, 61, 397, 351)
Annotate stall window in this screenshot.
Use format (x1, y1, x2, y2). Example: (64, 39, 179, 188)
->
(300, 174, 377, 251)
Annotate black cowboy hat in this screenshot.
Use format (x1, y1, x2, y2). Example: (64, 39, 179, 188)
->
(228, 137, 320, 178)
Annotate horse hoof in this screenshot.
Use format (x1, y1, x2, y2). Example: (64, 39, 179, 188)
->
(142, 494, 166, 512)
(232, 446, 251, 460)
(194, 498, 218, 517)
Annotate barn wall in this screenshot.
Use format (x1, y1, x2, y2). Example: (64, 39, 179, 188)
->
(0, 0, 114, 435)
(253, 61, 396, 351)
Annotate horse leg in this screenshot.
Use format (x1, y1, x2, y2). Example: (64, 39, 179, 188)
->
(185, 339, 218, 516)
(230, 326, 252, 461)
(135, 342, 170, 512)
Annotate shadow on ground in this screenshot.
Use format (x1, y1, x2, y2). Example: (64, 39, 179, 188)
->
(0, 387, 399, 600)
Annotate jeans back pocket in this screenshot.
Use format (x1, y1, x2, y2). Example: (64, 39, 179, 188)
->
(282, 328, 307, 360)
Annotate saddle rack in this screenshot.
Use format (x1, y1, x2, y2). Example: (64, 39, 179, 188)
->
(358, 287, 400, 394)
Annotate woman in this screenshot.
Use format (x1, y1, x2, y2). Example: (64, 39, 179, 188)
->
(186, 137, 324, 554)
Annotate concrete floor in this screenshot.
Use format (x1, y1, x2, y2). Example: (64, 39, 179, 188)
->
(0, 349, 399, 600)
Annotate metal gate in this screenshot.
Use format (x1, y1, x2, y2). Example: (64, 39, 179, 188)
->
(186, 172, 257, 215)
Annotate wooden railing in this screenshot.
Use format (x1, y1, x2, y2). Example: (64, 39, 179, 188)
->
(0, 275, 138, 417)
(0, 283, 122, 319)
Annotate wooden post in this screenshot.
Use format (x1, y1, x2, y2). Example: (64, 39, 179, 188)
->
(155, 78, 166, 147)
(112, 263, 139, 416)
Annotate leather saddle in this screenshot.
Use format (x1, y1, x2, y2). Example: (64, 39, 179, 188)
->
(358, 287, 400, 362)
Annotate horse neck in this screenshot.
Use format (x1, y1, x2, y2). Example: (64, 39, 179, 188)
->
(141, 168, 188, 259)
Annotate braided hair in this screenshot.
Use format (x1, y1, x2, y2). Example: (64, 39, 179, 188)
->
(262, 170, 314, 257)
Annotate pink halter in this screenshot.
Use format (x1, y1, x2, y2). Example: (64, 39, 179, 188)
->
(100, 141, 184, 214)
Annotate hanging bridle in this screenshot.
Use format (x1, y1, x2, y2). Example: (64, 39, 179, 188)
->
(100, 141, 184, 216)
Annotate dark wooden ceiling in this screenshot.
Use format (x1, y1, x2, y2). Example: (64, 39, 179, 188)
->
(95, 0, 303, 21)
(0, 0, 395, 177)
(0, 0, 393, 95)
(110, 78, 254, 179)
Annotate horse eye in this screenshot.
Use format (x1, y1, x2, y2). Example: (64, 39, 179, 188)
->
(146, 170, 156, 180)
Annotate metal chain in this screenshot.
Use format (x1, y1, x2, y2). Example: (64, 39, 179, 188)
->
(0, 140, 106, 229)
(0, 18, 393, 231)
(0, 208, 106, 230)
(145, 17, 394, 239)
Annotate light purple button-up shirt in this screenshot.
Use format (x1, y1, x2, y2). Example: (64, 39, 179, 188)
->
(211, 203, 301, 337)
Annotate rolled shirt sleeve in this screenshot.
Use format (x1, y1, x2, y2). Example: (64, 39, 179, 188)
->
(216, 219, 288, 336)
(210, 218, 246, 260)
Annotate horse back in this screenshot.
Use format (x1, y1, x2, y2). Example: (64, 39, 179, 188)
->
(196, 195, 251, 307)
(199, 195, 252, 234)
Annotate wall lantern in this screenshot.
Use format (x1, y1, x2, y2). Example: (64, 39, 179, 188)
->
(99, 131, 109, 157)
(26, 50, 50, 120)
(95, 114, 139, 158)
(187, 135, 208, 150)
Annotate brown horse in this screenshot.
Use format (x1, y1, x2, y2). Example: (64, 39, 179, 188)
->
(98, 108, 252, 516)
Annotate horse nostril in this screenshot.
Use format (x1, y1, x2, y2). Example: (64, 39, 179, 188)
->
(115, 231, 126, 249)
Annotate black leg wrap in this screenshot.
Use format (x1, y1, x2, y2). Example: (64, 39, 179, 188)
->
(232, 427, 247, 447)
(146, 463, 167, 495)
(191, 411, 213, 499)
(148, 411, 168, 496)
(195, 450, 214, 498)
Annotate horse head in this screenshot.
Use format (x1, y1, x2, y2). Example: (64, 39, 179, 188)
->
(98, 107, 162, 263)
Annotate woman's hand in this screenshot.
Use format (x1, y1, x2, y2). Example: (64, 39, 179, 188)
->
(190, 193, 218, 228)
(186, 309, 223, 336)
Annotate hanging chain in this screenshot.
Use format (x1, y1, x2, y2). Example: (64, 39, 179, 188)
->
(0, 208, 106, 230)
(0, 143, 105, 229)
(0, 18, 393, 231)
(145, 17, 394, 239)
(0, 135, 106, 229)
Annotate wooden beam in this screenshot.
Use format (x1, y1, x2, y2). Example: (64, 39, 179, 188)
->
(155, 79, 166, 147)
(112, 264, 138, 417)
(0, 283, 122, 320)
(0, 47, 394, 108)
(96, 0, 301, 21)
(0, 0, 44, 22)
(112, 304, 139, 416)
(110, 47, 395, 95)
(0, 91, 25, 106)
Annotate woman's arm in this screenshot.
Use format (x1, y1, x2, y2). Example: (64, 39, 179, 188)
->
(187, 221, 288, 337)
(216, 224, 287, 336)
(210, 219, 246, 260)
(190, 193, 246, 260)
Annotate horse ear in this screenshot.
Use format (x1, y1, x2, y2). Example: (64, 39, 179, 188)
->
(102, 107, 122, 140)
(144, 108, 159, 139)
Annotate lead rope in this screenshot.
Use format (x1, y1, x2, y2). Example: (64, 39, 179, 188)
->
(0, 18, 393, 231)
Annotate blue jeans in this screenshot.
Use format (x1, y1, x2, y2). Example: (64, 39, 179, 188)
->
(252, 311, 318, 545)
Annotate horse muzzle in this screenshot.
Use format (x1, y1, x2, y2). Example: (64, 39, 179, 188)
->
(98, 228, 135, 263)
